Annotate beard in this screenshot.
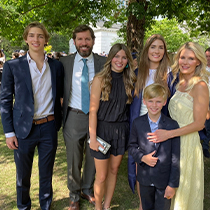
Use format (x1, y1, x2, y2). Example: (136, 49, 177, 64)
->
(75, 45, 93, 57)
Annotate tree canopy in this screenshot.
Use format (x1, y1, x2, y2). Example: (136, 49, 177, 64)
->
(0, 0, 119, 45)
(1, 0, 210, 54)
(125, 0, 210, 54)
(144, 18, 191, 53)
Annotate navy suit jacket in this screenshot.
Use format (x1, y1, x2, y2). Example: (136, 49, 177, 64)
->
(0, 55, 64, 139)
(128, 113, 180, 189)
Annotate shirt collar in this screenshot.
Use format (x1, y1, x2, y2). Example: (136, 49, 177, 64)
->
(147, 113, 161, 125)
(27, 51, 48, 63)
(75, 51, 93, 63)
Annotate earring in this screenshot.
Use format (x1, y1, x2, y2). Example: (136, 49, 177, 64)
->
(125, 63, 129, 68)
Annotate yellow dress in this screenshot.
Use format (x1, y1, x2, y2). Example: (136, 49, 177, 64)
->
(169, 90, 204, 210)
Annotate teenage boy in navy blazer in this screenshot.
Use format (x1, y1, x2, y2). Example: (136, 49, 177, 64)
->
(0, 22, 63, 210)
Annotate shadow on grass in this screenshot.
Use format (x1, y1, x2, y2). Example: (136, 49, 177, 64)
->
(51, 151, 139, 210)
(0, 112, 210, 210)
(0, 193, 17, 210)
(51, 197, 97, 210)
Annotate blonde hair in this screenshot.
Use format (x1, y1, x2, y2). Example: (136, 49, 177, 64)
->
(134, 34, 170, 96)
(171, 42, 209, 91)
(23, 21, 50, 43)
(95, 43, 136, 104)
(143, 83, 168, 101)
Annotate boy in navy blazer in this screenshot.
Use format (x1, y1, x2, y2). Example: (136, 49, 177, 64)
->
(0, 22, 63, 210)
(128, 83, 180, 210)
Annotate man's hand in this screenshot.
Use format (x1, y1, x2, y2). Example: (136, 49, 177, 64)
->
(164, 186, 176, 199)
(141, 150, 158, 167)
(6, 136, 18, 150)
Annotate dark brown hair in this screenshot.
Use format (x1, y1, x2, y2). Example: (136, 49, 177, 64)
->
(73, 25, 95, 40)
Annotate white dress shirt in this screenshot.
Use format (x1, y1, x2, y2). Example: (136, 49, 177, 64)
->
(69, 52, 95, 110)
(27, 53, 53, 119)
(5, 52, 53, 138)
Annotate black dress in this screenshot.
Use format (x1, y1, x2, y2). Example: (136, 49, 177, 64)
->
(90, 70, 130, 159)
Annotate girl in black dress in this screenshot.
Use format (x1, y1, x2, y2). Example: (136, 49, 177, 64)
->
(89, 43, 136, 210)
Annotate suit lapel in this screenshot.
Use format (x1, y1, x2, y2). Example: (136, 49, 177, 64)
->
(20, 55, 33, 100)
(48, 58, 56, 105)
(66, 54, 76, 97)
(93, 53, 100, 74)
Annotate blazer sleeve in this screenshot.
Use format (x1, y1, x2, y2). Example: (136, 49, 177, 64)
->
(0, 62, 15, 133)
(168, 121, 180, 188)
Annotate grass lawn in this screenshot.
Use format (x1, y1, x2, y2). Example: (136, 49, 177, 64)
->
(0, 118, 210, 209)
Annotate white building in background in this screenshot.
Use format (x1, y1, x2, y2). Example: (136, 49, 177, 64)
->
(69, 21, 122, 55)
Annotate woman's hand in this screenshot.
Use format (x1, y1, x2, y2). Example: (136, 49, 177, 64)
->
(89, 139, 104, 152)
(206, 110, 210, 120)
(147, 129, 170, 143)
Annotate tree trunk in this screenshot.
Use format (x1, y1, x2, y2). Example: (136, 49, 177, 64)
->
(126, 0, 147, 58)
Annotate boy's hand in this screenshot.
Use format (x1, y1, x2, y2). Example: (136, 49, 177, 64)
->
(141, 150, 158, 167)
(164, 186, 176, 199)
(6, 136, 18, 150)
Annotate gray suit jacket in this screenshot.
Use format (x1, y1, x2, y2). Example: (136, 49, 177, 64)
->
(60, 52, 106, 126)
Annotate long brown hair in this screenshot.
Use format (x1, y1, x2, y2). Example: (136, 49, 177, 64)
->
(134, 34, 170, 96)
(96, 43, 136, 104)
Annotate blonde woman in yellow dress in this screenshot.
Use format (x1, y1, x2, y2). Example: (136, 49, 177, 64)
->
(148, 42, 209, 210)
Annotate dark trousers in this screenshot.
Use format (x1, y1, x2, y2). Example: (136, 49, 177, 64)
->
(140, 184, 171, 210)
(14, 120, 57, 210)
(202, 119, 210, 150)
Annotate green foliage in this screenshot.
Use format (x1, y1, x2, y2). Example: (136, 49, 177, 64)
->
(0, 0, 120, 45)
(49, 33, 69, 53)
(145, 18, 192, 53)
(122, 0, 210, 53)
(1, 0, 210, 54)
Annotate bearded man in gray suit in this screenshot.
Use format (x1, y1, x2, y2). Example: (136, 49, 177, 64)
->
(60, 25, 106, 210)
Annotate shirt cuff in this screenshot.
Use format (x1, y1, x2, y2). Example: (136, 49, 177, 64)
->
(5, 132, 16, 138)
